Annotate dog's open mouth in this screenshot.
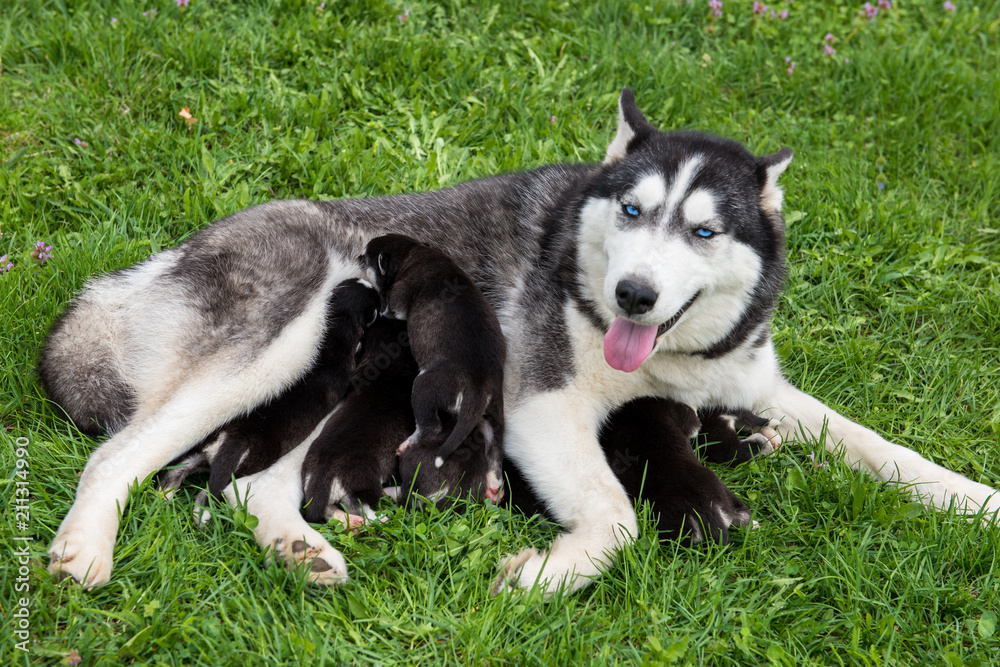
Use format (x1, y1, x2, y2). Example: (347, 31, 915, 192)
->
(655, 292, 698, 338)
(604, 292, 699, 373)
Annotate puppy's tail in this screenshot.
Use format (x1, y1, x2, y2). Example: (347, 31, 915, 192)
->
(434, 393, 490, 468)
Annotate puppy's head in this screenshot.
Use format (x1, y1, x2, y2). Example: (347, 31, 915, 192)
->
(400, 419, 504, 510)
(360, 234, 423, 297)
(330, 278, 381, 332)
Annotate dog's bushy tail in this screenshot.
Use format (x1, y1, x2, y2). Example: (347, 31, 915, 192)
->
(37, 301, 137, 436)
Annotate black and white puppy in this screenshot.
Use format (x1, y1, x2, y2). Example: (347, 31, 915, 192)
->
(301, 318, 417, 525)
(501, 397, 754, 545)
(302, 318, 505, 523)
(361, 234, 506, 469)
(158, 278, 381, 499)
(598, 397, 752, 545)
(396, 416, 505, 509)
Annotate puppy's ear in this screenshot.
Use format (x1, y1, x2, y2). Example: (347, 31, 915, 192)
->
(604, 88, 656, 164)
(756, 147, 793, 214)
(377, 252, 391, 276)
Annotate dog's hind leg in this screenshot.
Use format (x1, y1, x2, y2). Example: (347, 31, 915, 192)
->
(48, 262, 347, 587)
(48, 380, 266, 587)
(399, 368, 450, 453)
(760, 378, 1000, 516)
(222, 413, 348, 586)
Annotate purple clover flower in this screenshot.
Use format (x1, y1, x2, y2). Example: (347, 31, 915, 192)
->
(111, 17, 117, 25)
(943, 1, 956, 10)
(176, 0, 189, 7)
(753, 1, 769, 15)
(779, 10, 788, 18)
(709, 0, 722, 17)
(807, 452, 829, 470)
(824, 44, 837, 56)
(824, 32, 835, 43)
(398, 8, 409, 21)
(878, 0, 892, 9)
(0, 254, 11, 274)
(33, 241, 53, 264)
(862, 2, 879, 21)
(785, 57, 796, 75)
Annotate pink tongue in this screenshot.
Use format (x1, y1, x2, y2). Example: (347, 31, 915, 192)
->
(604, 317, 659, 372)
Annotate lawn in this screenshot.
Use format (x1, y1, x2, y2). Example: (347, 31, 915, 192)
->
(2, 0, 999, 664)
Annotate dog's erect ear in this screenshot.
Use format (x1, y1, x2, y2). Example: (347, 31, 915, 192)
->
(604, 88, 656, 164)
(755, 147, 793, 213)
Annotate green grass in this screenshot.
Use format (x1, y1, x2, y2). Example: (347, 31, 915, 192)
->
(2, 0, 1000, 664)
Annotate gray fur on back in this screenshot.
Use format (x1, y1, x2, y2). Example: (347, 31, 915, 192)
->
(38, 164, 595, 434)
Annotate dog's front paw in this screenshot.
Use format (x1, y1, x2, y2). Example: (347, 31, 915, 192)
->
(491, 548, 542, 596)
(48, 532, 114, 588)
(271, 535, 348, 586)
(491, 527, 622, 597)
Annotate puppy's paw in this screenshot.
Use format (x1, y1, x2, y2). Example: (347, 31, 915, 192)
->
(193, 489, 213, 528)
(678, 493, 752, 546)
(698, 409, 778, 465)
(327, 509, 368, 535)
(650, 462, 752, 546)
(396, 436, 416, 455)
(758, 419, 782, 454)
(48, 532, 114, 588)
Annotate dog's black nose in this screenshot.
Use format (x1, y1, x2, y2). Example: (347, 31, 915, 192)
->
(615, 279, 658, 315)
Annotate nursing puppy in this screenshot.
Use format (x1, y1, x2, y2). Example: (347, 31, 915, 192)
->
(600, 397, 753, 544)
(397, 417, 505, 509)
(504, 396, 754, 544)
(158, 278, 381, 499)
(361, 234, 506, 469)
(301, 318, 417, 525)
(302, 318, 504, 523)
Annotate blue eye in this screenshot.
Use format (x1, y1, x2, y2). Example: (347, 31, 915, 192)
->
(623, 204, 639, 217)
(695, 228, 715, 238)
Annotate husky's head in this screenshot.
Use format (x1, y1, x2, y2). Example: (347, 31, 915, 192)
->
(580, 88, 793, 372)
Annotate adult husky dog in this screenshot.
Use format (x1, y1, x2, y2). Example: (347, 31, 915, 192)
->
(40, 89, 999, 592)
